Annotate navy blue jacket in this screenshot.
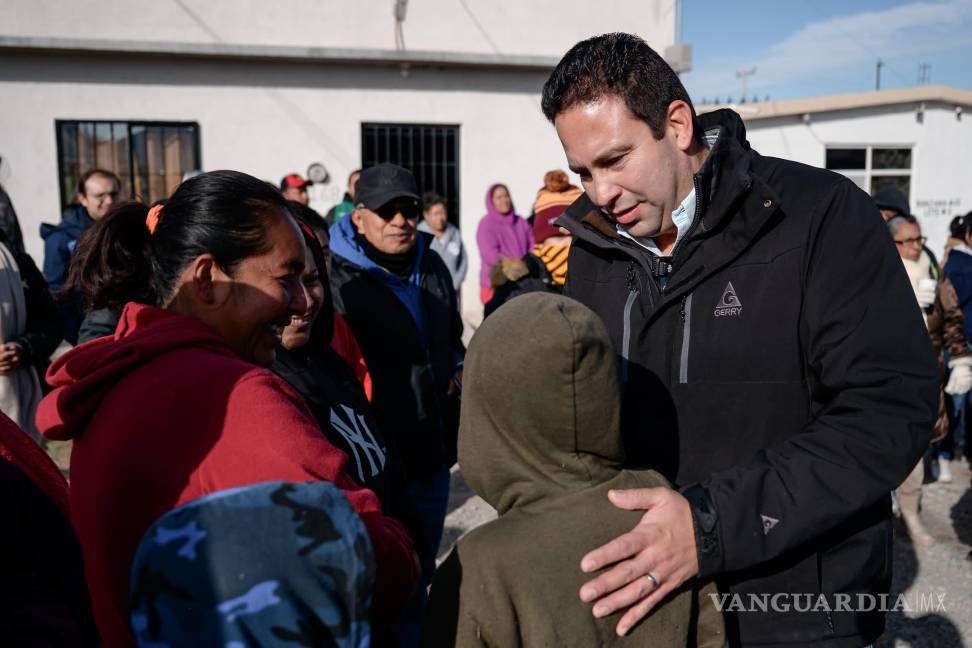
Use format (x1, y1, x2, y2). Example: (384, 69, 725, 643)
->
(944, 247, 972, 342)
(40, 205, 92, 293)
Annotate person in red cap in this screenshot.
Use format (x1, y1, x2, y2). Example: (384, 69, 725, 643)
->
(280, 173, 312, 205)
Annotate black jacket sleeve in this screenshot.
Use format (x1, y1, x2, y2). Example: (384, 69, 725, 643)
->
(14, 253, 62, 365)
(421, 548, 462, 648)
(687, 179, 939, 577)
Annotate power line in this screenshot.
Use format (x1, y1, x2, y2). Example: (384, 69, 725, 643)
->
(457, 0, 502, 56)
(800, 0, 912, 86)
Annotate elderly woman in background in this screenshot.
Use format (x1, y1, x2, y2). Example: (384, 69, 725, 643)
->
(888, 214, 971, 545)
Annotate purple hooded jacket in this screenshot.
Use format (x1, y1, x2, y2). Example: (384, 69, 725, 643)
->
(476, 184, 534, 288)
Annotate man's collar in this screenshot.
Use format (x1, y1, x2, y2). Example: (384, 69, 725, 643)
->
(615, 187, 698, 256)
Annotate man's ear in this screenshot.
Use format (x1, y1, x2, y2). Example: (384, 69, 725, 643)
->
(351, 209, 365, 234)
(667, 100, 697, 152)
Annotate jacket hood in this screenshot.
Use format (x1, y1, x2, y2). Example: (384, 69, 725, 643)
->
(36, 303, 235, 441)
(40, 204, 92, 240)
(484, 183, 521, 221)
(329, 214, 429, 339)
(459, 292, 623, 515)
(329, 212, 426, 276)
(417, 219, 460, 244)
(873, 186, 910, 215)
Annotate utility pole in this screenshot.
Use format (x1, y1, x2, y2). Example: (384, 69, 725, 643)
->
(918, 63, 931, 85)
(876, 59, 884, 91)
(736, 67, 756, 103)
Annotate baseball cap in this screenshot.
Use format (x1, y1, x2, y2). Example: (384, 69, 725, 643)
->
(354, 163, 421, 211)
(280, 173, 312, 191)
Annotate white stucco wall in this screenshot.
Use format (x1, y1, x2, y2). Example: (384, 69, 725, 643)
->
(0, 2, 677, 326)
(0, 0, 675, 59)
(742, 102, 972, 259)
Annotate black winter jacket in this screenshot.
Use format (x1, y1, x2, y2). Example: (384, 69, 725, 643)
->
(559, 109, 939, 648)
(272, 343, 426, 557)
(4, 241, 62, 368)
(330, 234, 464, 479)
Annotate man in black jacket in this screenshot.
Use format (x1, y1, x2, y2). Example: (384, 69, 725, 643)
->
(329, 163, 464, 646)
(541, 34, 939, 646)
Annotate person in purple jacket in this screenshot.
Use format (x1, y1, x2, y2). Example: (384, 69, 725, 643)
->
(476, 183, 533, 304)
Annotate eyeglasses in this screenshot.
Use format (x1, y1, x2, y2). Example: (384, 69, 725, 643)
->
(894, 236, 927, 247)
(374, 201, 420, 221)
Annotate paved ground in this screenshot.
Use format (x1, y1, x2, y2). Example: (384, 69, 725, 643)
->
(438, 464, 972, 647)
(877, 458, 972, 647)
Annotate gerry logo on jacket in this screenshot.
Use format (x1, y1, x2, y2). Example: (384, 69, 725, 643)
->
(329, 405, 386, 483)
(714, 282, 742, 317)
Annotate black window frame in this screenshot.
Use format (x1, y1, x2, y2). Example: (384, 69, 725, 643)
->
(361, 122, 461, 226)
(55, 119, 202, 210)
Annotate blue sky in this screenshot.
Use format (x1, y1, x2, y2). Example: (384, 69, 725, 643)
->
(680, 0, 972, 103)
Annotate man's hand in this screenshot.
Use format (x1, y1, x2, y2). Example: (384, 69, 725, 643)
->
(579, 488, 699, 636)
(0, 342, 24, 375)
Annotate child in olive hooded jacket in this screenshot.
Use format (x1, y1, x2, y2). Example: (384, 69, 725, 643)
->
(423, 293, 723, 647)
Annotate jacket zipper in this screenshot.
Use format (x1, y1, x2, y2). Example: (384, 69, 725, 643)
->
(679, 293, 693, 383)
(665, 173, 705, 288)
(621, 289, 638, 382)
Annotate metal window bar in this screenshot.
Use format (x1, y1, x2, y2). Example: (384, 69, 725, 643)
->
(55, 120, 201, 210)
(361, 123, 461, 226)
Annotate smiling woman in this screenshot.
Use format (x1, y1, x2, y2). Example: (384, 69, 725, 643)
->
(35, 170, 419, 647)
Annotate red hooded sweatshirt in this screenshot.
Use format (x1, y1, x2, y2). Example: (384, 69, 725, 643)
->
(36, 303, 417, 647)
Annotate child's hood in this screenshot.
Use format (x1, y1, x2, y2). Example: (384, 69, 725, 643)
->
(459, 292, 624, 515)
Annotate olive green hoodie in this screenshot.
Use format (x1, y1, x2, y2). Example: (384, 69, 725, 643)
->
(423, 293, 724, 647)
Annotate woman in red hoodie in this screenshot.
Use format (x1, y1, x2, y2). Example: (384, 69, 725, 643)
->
(35, 171, 418, 647)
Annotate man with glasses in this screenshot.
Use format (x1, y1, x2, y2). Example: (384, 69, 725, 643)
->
(888, 213, 971, 528)
(328, 163, 464, 646)
(875, 185, 942, 273)
(40, 168, 120, 343)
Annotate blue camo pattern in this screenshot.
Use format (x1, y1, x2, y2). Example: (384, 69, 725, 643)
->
(129, 480, 375, 647)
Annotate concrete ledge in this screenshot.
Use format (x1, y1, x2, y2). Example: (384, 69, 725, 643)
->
(0, 35, 560, 72)
(699, 85, 972, 121)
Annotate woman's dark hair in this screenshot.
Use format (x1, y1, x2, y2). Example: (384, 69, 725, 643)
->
(950, 212, 972, 240)
(68, 170, 289, 311)
(286, 200, 329, 245)
(288, 204, 334, 347)
(541, 32, 702, 144)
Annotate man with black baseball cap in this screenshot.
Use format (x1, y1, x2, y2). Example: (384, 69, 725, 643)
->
(280, 173, 312, 205)
(329, 163, 464, 646)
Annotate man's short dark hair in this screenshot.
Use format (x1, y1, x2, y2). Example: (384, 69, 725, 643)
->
(76, 168, 121, 196)
(541, 32, 700, 143)
(422, 192, 446, 211)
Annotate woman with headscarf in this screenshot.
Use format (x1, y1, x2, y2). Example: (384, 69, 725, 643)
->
(35, 171, 418, 647)
(475, 183, 533, 304)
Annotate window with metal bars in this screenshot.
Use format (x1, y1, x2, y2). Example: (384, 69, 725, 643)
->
(824, 145, 912, 200)
(361, 123, 461, 226)
(55, 120, 201, 210)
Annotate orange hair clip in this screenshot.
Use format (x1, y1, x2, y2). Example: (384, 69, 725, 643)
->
(146, 204, 163, 234)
